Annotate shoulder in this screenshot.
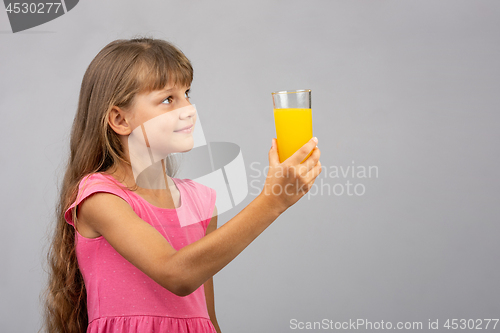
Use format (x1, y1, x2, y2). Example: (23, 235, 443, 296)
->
(175, 178, 217, 224)
(174, 177, 208, 190)
(78, 173, 132, 200)
(79, 172, 126, 190)
(65, 172, 134, 227)
(174, 178, 215, 200)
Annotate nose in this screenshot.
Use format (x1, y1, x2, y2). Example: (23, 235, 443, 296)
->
(178, 97, 192, 109)
(179, 103, 196, 120)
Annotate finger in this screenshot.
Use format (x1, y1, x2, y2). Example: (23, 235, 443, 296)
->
(268, 138, 280, 166)
(300, 146, 321, 176)
(288, 137, 318, 166)
(304, 159, 323, 183)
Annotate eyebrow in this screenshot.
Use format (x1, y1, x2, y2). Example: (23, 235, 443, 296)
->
(153, 86, 191, 96)
(158, 88, 174, 94)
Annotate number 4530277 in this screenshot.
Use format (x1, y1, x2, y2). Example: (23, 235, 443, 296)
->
(443, 319, 498, 330)
(5, 3, 62, 14)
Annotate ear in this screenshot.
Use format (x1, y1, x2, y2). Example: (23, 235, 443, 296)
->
(108, 106, 132, 136)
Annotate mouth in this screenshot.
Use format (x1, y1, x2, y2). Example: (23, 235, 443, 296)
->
(174, 124, 194, 133)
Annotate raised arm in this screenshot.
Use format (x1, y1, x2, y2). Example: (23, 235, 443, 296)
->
(77, 137, 321, 296)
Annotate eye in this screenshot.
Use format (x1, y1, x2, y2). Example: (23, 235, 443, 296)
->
(185, 89, 191, 99)
(162, 96, 173, 104)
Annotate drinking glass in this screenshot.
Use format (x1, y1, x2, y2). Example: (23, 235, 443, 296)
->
(272, 89, 313, 163)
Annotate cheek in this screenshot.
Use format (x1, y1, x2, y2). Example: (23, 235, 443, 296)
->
(143, 113, 179, 158)
(158, 112, 177, 129)
(142, 113, 176, 143)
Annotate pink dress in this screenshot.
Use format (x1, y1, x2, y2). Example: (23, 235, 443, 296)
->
(65, 173, 217, 333)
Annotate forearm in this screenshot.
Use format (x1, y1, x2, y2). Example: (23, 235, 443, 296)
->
(167, 193, 282, 295)
(164, 138, 321, 295)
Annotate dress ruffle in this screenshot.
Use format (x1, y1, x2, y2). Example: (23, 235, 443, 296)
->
(87, 316, 217, 333)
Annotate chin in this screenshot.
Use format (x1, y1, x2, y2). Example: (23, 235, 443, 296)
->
(179, 143, 195, 153)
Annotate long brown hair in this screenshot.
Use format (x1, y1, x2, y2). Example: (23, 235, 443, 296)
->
(42, 37, 193, 333)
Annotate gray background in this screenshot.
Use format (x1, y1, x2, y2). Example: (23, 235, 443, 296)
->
(1, 0, 499, 332)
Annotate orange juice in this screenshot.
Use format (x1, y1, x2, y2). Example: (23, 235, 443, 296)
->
(273, 108, 313, 163)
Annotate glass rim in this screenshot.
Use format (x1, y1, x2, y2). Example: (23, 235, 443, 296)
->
(271, 89, 311, 95)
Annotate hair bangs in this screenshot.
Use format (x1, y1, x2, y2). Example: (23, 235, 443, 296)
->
(134, 43, 193, 94)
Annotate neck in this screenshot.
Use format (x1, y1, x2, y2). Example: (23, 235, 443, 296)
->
(109, 160, 179, 209)
(110, 160, 173, 191)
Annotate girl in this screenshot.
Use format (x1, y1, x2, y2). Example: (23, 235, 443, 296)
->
(43, 38, 322, 333)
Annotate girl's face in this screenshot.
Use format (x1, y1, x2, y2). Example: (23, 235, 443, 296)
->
(125, 84, 196, 154)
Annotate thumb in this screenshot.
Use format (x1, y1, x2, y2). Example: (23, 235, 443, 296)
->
(268, 138, 280, 166)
